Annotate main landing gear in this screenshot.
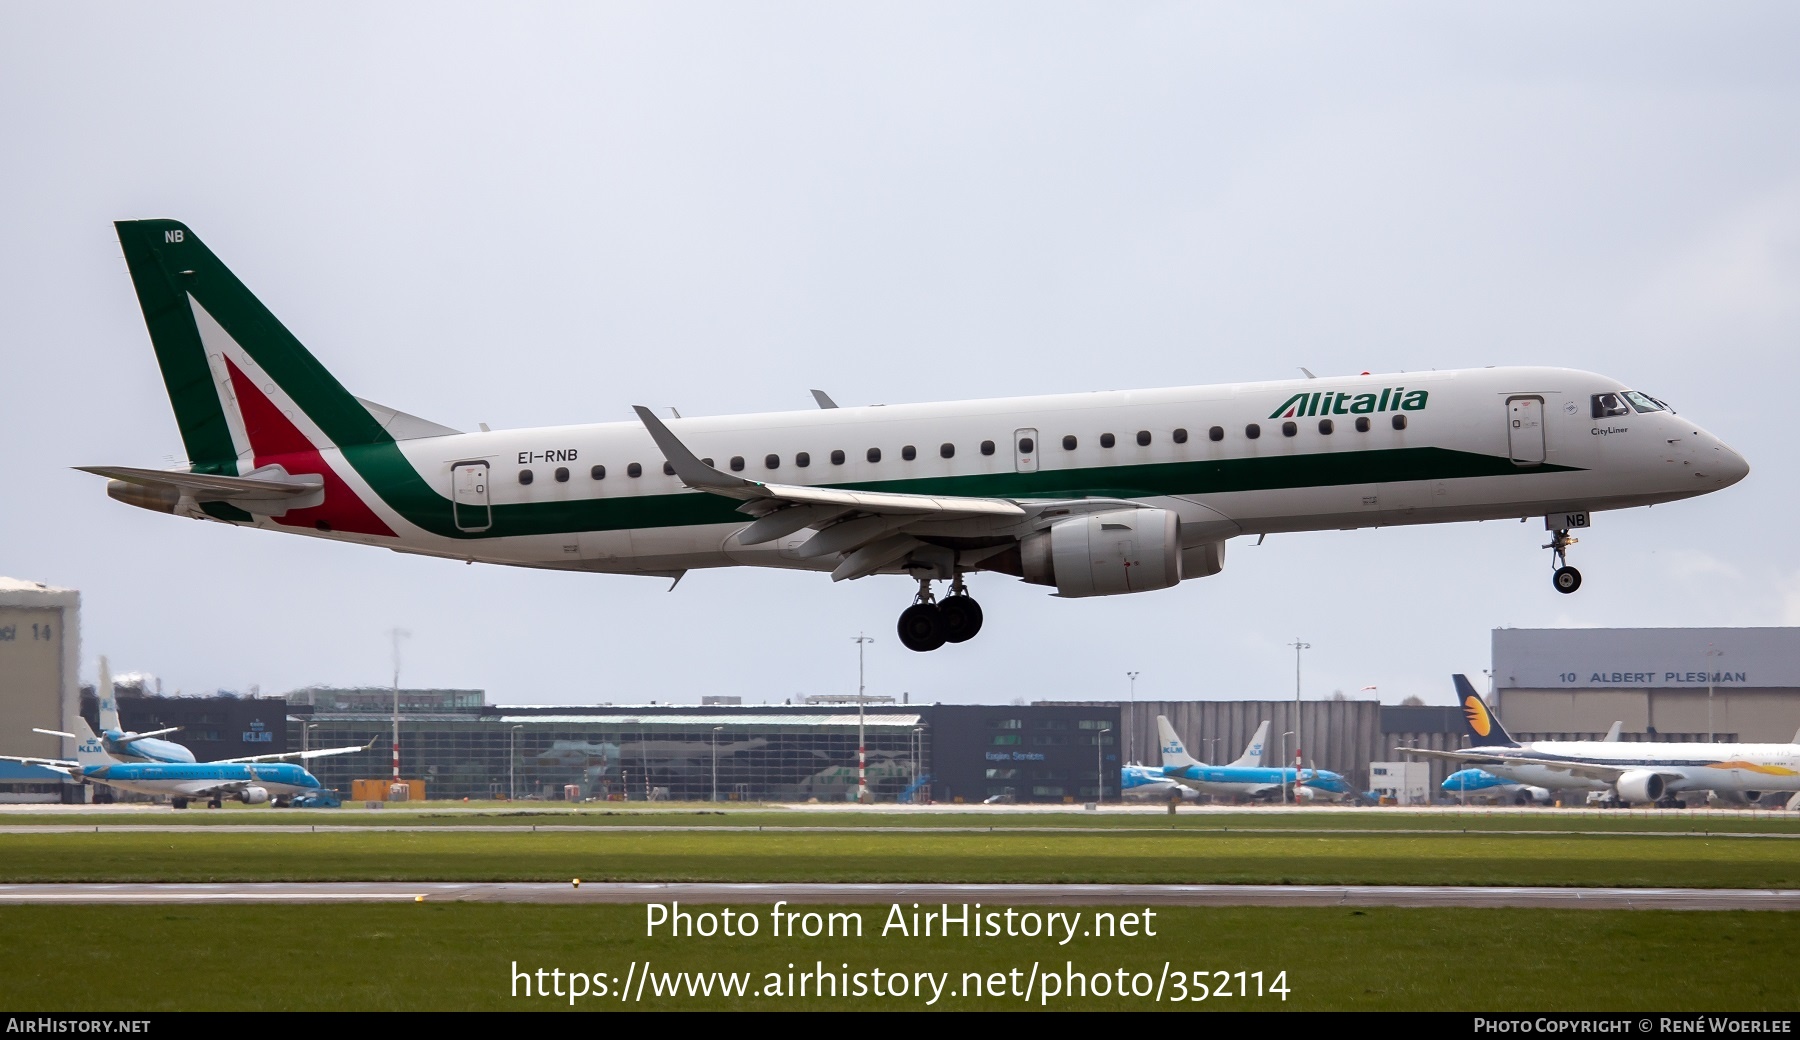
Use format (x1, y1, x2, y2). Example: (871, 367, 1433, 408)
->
(1544, 528, 1582, 594)
(897, 574, 984, 653)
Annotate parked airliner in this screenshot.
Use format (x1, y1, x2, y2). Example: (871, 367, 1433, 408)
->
(89, 221, 1749, 650)
(1406, 676, 1800, 807)
(2, 721, 328, 809)
(1156, 716, 1353, 801)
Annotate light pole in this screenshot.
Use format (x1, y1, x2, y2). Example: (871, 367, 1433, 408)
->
(1206, 737, 1218, 766)
(1280, 730, 1296, 803)
(302, 722, 318, 756)
(1704, 643, 1723, 741)
(1097, 724, 1110, 804)
(1288, 639, 1310, 803)
(853, 633, 874, 804)
(711, 726, 723, 802)
(509, 724, 522, 801)
(1126, 671, 1139, 765)
(388, 627, 411, 790)
(913, 726, 924, 800)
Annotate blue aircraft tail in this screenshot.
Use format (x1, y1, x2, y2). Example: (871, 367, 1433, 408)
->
(1452, 674, 1518, 747)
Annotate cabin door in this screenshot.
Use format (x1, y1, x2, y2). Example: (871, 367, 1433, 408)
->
(451, 461, 492, 532)
(1507, 396, 1546, 466)
(1013, 428, 1039, 473)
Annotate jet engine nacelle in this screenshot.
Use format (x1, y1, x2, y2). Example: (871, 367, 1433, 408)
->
(1021, 508, 1182, 598)
(235, 786, 271, 805)
(1614, 770, 1665, 804)
(1514, 786, 1554, 805)
(1706, 789, 1767, 807)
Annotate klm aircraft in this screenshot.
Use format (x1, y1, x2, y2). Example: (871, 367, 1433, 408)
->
(1155, 717, 1354, 802)
(31, 657, 371, 767)
(1442, 768, 1552, 805)
(86, 221, 1748, 652)
(1121, 763, 1197, 802)
(2, 720, 328, 809)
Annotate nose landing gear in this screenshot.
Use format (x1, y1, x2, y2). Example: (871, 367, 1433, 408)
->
(1544, 528, 1582, 594)
(896, 574, 984, 652)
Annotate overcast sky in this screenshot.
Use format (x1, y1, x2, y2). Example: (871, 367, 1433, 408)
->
(3, 4, 1797, 708)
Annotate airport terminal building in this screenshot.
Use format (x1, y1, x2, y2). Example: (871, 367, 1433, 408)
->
(1492, 628, 1800, 743)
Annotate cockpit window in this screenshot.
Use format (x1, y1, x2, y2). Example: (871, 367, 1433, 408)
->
(1624, 390, 1669, 414)
(1591, 392, 1630, 419)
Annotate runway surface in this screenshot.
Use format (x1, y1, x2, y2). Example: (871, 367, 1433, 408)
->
(0, 882, 1793, 909)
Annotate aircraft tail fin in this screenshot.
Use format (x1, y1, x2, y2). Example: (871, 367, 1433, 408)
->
(113, 220, 460, 465)
(72, 718, 118, 770)
(97, 656, 120, 734)
(1453, 674, 1519, 747)
(1156, 716, 1199, 768)
(1229, 720, 1271, 767)
(1603, 721, 1623, 742)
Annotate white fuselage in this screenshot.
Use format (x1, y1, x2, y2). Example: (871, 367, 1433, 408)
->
(1476, 741, 1800, 797)
(197, 366, 1748, 580)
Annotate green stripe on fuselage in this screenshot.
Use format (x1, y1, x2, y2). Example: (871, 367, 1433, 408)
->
(348, 444, 1581, 539)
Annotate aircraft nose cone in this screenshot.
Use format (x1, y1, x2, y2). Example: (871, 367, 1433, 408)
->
(1710, 441, 1750, 488)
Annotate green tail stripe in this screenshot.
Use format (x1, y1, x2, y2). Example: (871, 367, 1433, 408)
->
(114, 220, 394, 464)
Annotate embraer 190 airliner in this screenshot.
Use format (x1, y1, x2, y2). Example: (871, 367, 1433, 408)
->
(89, 220, 1749, 651)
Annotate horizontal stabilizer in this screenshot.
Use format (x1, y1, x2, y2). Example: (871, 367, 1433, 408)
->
(78, 465, 321, 502)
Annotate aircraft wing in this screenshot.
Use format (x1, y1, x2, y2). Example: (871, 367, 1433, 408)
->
(633, 406, 1024, 519)
(215, 738, 377, 765)
(114, 726, 182, 744)
(76, 465, 321, 503)
(1399, 747, 1678, 785)
(0, 754, 76, 777)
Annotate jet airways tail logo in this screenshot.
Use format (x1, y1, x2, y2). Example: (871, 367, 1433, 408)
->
(1463, 696, 1493, 738)
(1270, 388, 1429, 420)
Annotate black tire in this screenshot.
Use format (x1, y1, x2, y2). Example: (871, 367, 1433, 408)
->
(897, 603, 947, 652)
(171, 798, 187, 810)
(208, 798, 223, 809)
(939, 596, 984, 644)
(1553, 566, 1582, 594)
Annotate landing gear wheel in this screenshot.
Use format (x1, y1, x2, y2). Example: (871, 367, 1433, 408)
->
(1552, 566, 1582, 594)
(897, 603, 947, 652)
(207, 798, 223, 809)
(171, 798, 188, 810)
(938, 595, 984, 644)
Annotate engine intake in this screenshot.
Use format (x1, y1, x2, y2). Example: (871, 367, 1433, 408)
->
(235, 786, 271, 805)
(1614, 770, 1665, 804)
(1021, 508, 1182, 598)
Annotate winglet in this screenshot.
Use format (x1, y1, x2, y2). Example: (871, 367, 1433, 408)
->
(631, 406, 764, 501)
(811, 389, 840, 409)
(1603, 721, 1623, 742)
(1453, 674, 1519, 747)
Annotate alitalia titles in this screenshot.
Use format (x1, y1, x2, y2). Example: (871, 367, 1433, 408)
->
(1269, 387, 1428, 420)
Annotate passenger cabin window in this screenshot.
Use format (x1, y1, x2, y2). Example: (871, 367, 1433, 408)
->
(796, 451, 811, 468)
(1208, 426, 1224, 442)
(831, 449, 846, 465)
(1281, 421, 1297, 437)
(1354, 417, 1370, 433)
(730, 456, 746, 472)
(1592, 393, 1631, 418)
(626, 463, 642, 478)
(1099, 433, 1115, 448)
(1018, 437, 1035, 454)
(555, 467, 570, 482)
(1318, 419, 1333, 435)
(867, 447, 881, 463)
(1172, 428, 1188, 444)
(940, 443, 955, 459)
(1391, 414, 1407, 430)
(1136, 430, 1151, 446)
(1624, 390, 1669, 414)
(765, 454, 780, 470)
(901, 445, 917, 461)
(1245, 424, 1261, 439)
(1062, 435, 1077, 450)
(518, 469, 534, 485)
(590, 465, 606, 480)
(980, 440, 995, 455)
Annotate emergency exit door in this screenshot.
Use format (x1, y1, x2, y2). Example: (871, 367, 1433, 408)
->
(1507, 396, 1546, 466)
(452, 461, 492, 532)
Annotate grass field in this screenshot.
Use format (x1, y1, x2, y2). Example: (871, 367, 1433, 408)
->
(1, 827, 1795, 887)
(8, 804, 1800, 833)
(1, 904, 1792, 1011)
